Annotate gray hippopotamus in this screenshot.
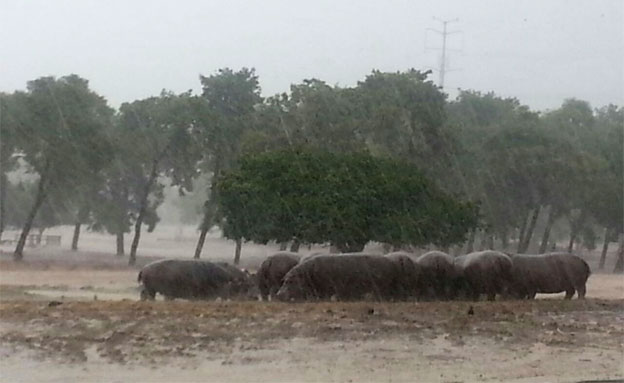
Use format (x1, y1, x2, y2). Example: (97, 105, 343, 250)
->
(385, 251, 423, 300)
(416, 251, 455, 300)
(452, 250, 513, 301)
(256, 251, 302, 300)
(507, 252, 591, 299)
(138, 259, 243, 301)
(214, 262, 257, 299)
(275, 254, 403, 301)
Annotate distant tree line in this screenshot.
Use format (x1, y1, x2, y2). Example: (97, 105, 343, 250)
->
(0, 69, 622, 272)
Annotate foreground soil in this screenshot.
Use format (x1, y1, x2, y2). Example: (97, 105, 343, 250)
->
(1, 297, 623, 382)
(1, 234, 623, 382)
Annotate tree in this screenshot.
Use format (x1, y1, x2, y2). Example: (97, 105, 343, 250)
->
(356, 70, 453, 182)
(194, 68, 262, 259)
(588, 105, 624, 270)
(0, 92, 28, 239)
(90, 147, 163, 256)
(446, 91, 541, 250)
(541, 99, 601, 253)
(217, 148, 479, 256)
(7, 75, 114, 260)
(117, 91, 200, 265)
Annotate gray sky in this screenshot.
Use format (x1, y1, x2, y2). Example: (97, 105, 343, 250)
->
(1, 0, 622, 111)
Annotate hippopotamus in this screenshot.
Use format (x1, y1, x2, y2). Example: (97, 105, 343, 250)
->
(416, 251, 456, 300)
(256, 251, 302, 300)
(214, 262, 257, 299)
(298, 251, 327, 264)
(507, 252, 591, 299)
(384, 251, 423, 300)
(275, 254, 402, 301)
(452, 251, 513, 301)
(138, 259, 240, 301)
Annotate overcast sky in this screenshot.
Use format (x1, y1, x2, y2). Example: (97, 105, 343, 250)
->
(1, 0, 622, 111)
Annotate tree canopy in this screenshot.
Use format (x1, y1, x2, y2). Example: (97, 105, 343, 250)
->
(216, 148, 479, 253)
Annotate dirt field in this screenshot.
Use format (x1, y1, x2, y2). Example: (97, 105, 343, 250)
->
(0, 226, 623, 382)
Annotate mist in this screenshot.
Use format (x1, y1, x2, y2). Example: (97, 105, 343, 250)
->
(1, 0, 622, 110)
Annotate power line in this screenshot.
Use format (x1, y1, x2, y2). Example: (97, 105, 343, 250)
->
(426, 18, 461, 89)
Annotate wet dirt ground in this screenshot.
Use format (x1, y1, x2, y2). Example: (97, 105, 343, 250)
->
(0, 228, 623, 382)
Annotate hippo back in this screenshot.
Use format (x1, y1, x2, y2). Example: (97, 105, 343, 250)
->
(385, 251, 423, 299)
(139, 259, 233, 299)
(277, 254, 399, 301)
(509, 252, 590, 297)
(257, 252, 302, 300)
(416, 251, 455, 299)
(459, 251, 513, 299)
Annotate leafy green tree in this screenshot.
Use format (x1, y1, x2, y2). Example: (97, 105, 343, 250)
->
(194, 68, 262, 259)
(445, 91, 540, 250)
(217, 148, 479, 258)
(356, 70, 453, 181)
(117, 91, 200, 265)
(589, 105, 624, 270)
(0, 92, 28, 239)
(541, 99, 602, 252)
(7, 75, 114, 260)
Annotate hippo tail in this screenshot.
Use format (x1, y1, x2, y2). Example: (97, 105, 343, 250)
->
(137, 270, 143, 283)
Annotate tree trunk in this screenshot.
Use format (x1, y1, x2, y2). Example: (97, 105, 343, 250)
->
(290, 238, 301, 252)
(233, 238, 242, 265)
(336, 241, 365, 253)
(36, 227, 44, 245)
(71, 222, 81, 251)
(14, 170, 48, 261)
(478, 232, 487, 251)
(465, 230, 476, 253)
(539, 207, 556, 254)
(519, 206, 540, 254)
(194, 196, 217, 259)
(0, 172, 7, 240)
(613, 233, 624, 273)
(567, 233, 576, 253)
(598, 227, 610, 270)
(567, 210, 586, 254)
(194, 164, 221, 259)
(116, 231, 125, 256)
(194, 216, 211, 259)
(279, 242, 288, 251)
(129, 160, 159, 266)
(500, 229, 509, 250)
(517, 212, 529, 253)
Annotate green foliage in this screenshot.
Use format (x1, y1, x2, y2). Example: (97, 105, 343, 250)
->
(92, 92, 199, 241)
(9, 75, 114, 192)
(587, 105, 624, 234)
(198, 67, 262, 172)
(217, 148, 479, 252)
(357, 70, 449, 166)
(446, 91, 541, 234)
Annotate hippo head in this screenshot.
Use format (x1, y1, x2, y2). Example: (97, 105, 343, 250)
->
(275, 274, 307, 302)
(226, 277, 260, 301)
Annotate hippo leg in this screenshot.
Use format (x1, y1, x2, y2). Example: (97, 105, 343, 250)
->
(527, 292, 537, 299)
(576, 285, 586, 299)
(269, 286, 281, 301)
(564, 288, 575, 300)
(140, 288, 156, 301)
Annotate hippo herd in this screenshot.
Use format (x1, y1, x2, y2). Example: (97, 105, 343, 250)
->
(137, 250, 591, 302)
